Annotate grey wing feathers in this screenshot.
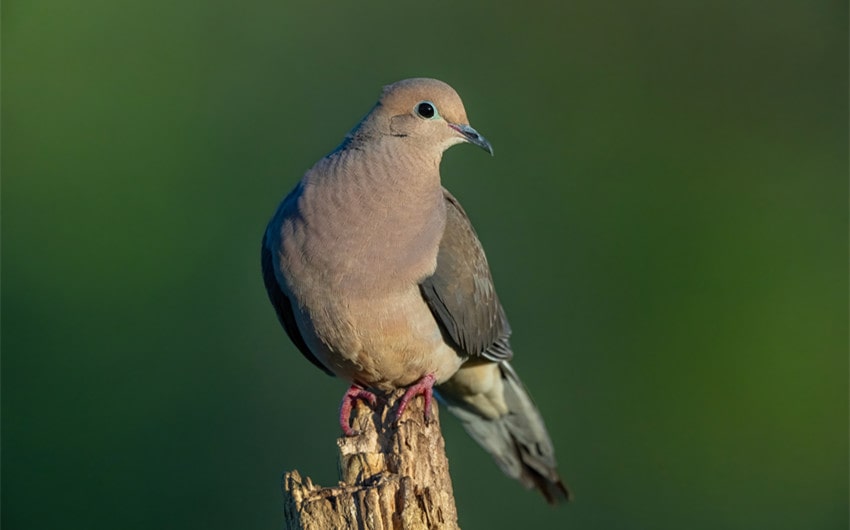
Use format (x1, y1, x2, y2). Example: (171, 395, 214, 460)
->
(419, 189, 513, 361)
(423, 189, 570, 503)
(261, 234, 334, 376)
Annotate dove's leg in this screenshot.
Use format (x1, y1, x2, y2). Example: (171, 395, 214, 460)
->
(339, 385, 378, 436)
(395, 373, 436, 423)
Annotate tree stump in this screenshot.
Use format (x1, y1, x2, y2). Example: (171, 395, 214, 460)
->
(282, 391, 460, 529)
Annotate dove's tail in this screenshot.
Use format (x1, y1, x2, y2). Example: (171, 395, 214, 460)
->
(436, 360, 571, 504)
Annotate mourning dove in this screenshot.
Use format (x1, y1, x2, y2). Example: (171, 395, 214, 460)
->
(262, 78, 569, 503)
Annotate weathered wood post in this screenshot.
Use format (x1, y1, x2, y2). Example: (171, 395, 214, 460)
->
(282, 391, 460, 529)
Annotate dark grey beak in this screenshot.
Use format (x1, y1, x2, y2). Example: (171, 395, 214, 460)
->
(449, 123, 494, 156)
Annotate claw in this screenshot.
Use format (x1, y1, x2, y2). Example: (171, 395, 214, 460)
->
(395, 374, 436, 424)
(339, 385, 378, 436)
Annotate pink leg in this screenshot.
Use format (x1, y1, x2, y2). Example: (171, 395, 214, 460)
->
(339, 385, 378, 436)
(395, 374, 436, 424)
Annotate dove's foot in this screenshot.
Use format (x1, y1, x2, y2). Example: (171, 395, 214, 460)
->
(339, 385, 378, 436)
(395, 373, 436, 424)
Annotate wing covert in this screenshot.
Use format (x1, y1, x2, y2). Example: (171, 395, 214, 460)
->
(420, 189, 513, 361)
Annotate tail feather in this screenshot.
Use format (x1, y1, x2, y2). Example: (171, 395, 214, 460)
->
(437, 361, 570, 503)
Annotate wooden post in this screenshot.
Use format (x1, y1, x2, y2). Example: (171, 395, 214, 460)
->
(282, 391, 460, 529)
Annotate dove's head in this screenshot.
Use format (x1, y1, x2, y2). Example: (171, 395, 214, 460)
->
(367, 78, 493, 156)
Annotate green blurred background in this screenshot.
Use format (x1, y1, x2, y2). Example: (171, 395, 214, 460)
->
(3, 1, 847, 528)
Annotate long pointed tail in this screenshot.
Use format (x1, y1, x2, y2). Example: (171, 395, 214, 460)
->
(436, 360, 571, 503)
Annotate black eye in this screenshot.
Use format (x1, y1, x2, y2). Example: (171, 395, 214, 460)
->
(415, 101, 436, 119)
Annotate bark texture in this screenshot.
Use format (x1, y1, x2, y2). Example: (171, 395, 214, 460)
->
(282, 391, 460, 530)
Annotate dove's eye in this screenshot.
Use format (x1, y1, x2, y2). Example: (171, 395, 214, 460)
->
(415, 101, 437, 119)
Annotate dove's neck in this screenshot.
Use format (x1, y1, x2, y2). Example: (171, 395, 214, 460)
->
(296, 141, 447, 293)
